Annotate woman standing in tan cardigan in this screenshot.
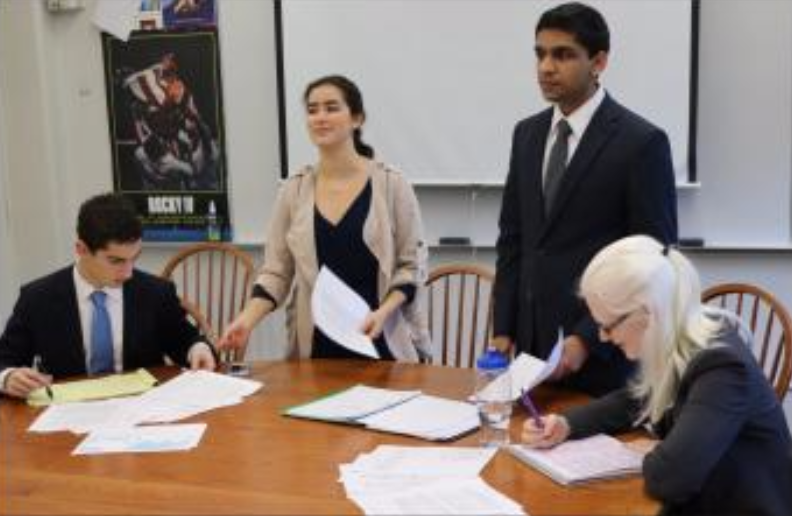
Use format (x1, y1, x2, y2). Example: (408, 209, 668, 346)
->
(218, 75, 429, 361)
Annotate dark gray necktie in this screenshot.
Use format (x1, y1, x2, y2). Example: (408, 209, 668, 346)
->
(543, 119, 572, 216)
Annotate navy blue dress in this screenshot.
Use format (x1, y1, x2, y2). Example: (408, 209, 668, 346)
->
(313, 180, 416, 360)
(252, 180, 414, 360)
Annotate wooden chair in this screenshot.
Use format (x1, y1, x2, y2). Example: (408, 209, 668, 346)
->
(702, 282, 792, 400)
(161, 242, 256, 363)
(424, 263, 495, 368)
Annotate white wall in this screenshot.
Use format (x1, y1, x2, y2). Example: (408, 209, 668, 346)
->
(0, 52, 14, 320)
(1, 0, 792, 361)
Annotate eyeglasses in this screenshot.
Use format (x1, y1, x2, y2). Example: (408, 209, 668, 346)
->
(598, 309, 639, 336)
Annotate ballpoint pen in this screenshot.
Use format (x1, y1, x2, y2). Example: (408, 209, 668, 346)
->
(33, 356, 54, 400)
(520, 389, 544, 430)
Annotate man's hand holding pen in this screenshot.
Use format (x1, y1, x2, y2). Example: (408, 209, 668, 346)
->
(3, 356, 54, 400)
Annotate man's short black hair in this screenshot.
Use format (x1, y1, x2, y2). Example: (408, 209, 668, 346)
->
(536, 2, 610, 57)
(77, 193, 142, 253)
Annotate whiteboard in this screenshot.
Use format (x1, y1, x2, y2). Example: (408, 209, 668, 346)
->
(279, 0, 695, 185)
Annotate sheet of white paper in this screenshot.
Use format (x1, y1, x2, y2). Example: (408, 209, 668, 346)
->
(92, 0, 140, 42)
(360, 395, 479, 440)
(28, 398, 135, 434)
(477, 329, 564, 402)
(286, 385, 420, 421)
(349, 477, 526, 515)
(312, 266, 379, 359)
(72, 423, 207, 455)
(509, 329, 564, 398)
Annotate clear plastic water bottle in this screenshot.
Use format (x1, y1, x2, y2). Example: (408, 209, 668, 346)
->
(206, 201, 221, 241)
(474, 349, 512, 447)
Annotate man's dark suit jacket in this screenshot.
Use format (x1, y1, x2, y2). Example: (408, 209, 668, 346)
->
(0, 267, 203, 378)
(494, 94, 678, 396)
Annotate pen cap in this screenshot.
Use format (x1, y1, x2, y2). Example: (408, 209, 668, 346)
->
(476, 349, 509, 371)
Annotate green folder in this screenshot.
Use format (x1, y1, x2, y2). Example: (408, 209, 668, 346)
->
(27, 368, 158, 407)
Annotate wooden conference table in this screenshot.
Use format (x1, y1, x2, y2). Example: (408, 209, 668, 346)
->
(1, 360, 658, 515)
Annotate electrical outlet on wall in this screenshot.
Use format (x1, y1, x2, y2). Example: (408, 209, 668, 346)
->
(45, 0, 85, 12)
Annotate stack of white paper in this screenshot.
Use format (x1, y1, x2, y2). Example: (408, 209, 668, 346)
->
(28, 370, 263, 455)
(339, 445, 526, 515)
(123, 369, 263, 424)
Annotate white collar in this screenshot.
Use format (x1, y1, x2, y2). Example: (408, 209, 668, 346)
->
(73, 265, 123, 303)
(551, 85, 606, 137)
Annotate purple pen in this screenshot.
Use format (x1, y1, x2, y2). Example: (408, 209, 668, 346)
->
(520, 389, 545, 429)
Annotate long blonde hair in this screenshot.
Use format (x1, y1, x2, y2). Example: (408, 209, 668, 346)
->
(580, 235, 725, 424)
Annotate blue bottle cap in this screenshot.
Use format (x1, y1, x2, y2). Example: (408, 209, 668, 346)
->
(476, 349, 509, 370)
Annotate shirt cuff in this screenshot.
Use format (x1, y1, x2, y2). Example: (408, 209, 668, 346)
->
(251, 284, 278, 307)
(393, 284, 416, 305)
(187, 342, 215, 364)
(0, 367, 16, 394)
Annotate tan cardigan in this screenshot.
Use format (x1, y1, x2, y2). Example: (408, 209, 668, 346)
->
(254, 161, 431, 360)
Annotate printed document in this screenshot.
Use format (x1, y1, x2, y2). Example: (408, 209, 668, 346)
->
(360, 394, 479, 441)
(284, 385, 421, 422)
(28, 398, 135, 434)
(339, 445, 525, 515)
(312, 266, 379, 359)
(73, 423, 206, 455)
(285, 385, 478, 441)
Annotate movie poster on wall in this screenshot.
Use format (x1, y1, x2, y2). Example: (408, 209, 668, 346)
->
(102, 28, 231, 241)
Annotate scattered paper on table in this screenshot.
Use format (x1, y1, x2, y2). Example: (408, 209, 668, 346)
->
(73, 423, 207, 455)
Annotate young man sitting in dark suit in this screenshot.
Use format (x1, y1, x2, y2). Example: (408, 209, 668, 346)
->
(0, 192, 216, 399)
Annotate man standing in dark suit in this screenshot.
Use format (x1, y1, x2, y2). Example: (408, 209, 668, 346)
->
(492, 2, 678, 396)
(0, 193, 216, 399)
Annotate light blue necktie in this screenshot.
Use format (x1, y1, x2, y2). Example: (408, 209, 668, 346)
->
(89, 291, 114, 375)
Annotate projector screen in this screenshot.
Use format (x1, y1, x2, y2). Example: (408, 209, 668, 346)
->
(278, 0, 696, 185)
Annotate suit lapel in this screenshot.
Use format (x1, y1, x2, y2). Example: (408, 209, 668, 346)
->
(541, 96, 621, 237)
(524, 111, 552, 238)
(122, 276, 136, 367)
(54, 268, 88, 372)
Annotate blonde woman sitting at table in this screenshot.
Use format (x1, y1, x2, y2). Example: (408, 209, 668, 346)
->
(522, 235, 792, 516)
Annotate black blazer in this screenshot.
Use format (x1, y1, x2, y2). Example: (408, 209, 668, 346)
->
(565, 324, 792, 516)
(0, 267, 203, 378)
(494, 94, 678, 395)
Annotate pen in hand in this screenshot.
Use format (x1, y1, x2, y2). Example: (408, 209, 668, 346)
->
(520, 389, 544, 430)
(33, 356, 54, 400)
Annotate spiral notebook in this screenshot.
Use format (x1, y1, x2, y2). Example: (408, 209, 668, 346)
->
(507, 434, 644, 485)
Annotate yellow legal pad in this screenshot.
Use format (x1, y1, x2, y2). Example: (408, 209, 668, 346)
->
(27, 368, 158, 407)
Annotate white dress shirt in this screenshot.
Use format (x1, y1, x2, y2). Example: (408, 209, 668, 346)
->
(542, 85, 606, 187)
(73, 266, 124, 373)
